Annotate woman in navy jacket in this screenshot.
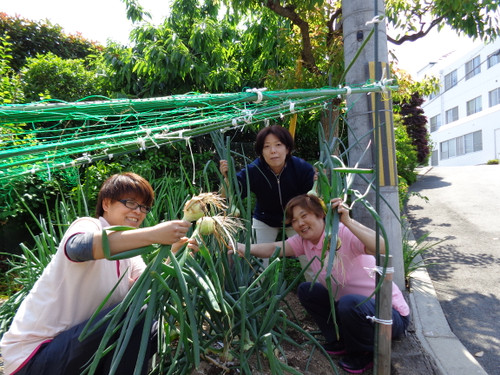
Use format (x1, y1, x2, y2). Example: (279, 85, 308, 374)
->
(220, 125, 315, 248)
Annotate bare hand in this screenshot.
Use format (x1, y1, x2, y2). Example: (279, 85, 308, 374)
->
(330, 198, 351, 225)
(171, 236, 199, 254)
(154, 220, 191, 245)
(219, 160, 229, 178)
(227, 242, 245, 257)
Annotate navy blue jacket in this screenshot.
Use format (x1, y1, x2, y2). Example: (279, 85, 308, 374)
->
(236, 156, 315, 227)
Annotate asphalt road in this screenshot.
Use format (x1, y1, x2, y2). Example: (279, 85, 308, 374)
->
(406, 165, 500, 375)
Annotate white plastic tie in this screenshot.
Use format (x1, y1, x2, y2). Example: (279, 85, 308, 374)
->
(366, 316, 393, 325)
(245, 87, 267, 103)
(344, 86, 352, 96)
(375, 69, 391, 95)
(137, 137, 146, 151)
(364, 266, 395, 278)
(242, 109, 253, 124)
(289, 102, 296, 113)
(147, 133, 160, 149)
(103, 148, 114, 160)
(373, 80, 389, 96)
(365, 15, 385, 26)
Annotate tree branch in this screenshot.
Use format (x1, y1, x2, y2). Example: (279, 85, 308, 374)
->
(326, 8, 342, 48)
(388, 16, 444, 45)
(265, 0, 320, 74)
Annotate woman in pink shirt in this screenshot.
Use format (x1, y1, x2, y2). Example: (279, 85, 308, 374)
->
(233, 194, 410, 374)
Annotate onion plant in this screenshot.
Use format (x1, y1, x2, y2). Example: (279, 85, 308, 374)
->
(1, 123, 392, 375)
(0, 192, 80, 335)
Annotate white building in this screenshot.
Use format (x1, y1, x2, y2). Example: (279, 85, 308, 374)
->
(418, 39, 500, 166)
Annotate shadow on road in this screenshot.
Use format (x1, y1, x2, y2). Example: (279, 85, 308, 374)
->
(441, 291, 500, 374)
(410, 175, 451, 192)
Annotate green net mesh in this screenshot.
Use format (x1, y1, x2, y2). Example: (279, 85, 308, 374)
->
(0, 84, 395, 181)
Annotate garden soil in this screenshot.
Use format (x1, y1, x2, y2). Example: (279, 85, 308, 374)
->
(0, 292, 441, 375)
(192, 290, 442, 375)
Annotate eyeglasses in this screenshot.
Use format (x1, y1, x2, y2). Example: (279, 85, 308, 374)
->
(118, 199, 152, 214)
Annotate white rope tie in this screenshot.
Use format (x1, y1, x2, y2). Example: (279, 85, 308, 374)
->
(74, 152, 92, 164)
(103, 149, 114, 160)
(137, 137, 146, 151)
(245, 87, 267, 103)
(366, 316, 393, 325)
(365, 15, 385, 26)
(364, 266, 395, 278)
(242, 109, 254, 124)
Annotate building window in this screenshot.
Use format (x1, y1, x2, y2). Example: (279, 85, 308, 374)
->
(440, 141, 449, 160)
(487, 50, 500, 68)
(430, 114, 441, 132)
(440, 130, 482, 160)
(445, 106, 459, 124)
(431, 150, 439, 166)
(465, 55, 481, 80)
(489, 87, 500, 107)
(466, 96, 482, 116)
(444, 70, 458, 91)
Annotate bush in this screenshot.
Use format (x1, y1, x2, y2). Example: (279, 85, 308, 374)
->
(0, 13, 100, 72)
(0, 170, 79, 253)
(22, 52, 110, 102)
(394, 113, 419, 185)
(0, 35, 24, 104)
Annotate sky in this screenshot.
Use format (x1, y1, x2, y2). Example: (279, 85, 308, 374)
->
(1, 0, 482, 77)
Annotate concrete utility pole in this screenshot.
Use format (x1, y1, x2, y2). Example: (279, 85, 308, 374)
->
(342, 0, 405, 290)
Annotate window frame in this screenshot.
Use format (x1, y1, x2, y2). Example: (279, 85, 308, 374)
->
(465, 55, 481, 80)
(466, 96, 482, 116)
(445, 106, 459, 124)
(444, 69, 458, 91)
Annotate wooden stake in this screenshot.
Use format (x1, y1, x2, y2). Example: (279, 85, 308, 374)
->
(375, 254, 393, 375)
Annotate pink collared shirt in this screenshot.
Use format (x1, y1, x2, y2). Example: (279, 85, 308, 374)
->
(286, 223, 410, 316)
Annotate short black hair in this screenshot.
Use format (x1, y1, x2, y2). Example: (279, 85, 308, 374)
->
(254, 125, 294, 161)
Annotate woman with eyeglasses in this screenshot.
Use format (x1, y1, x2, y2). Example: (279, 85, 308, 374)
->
(0, 172, 197, 375)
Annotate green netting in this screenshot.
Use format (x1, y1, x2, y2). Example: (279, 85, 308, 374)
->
(0, 84, 395, 181)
